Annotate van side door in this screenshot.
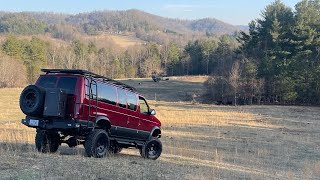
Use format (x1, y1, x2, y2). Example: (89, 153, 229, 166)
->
(116, 88, 129, 138)
(125, 91, 140, 139)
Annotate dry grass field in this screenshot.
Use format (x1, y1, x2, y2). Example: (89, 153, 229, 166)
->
(0, 77, 319, 179)
(82, 33, 145, 48)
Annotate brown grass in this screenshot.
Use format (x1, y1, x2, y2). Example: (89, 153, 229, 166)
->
(0, 79, 320, 179)
(82, 33, 145, 49)
(121, 78, 206, 102)
(169, 75, 209, 83)
(0, 88, 24, 122)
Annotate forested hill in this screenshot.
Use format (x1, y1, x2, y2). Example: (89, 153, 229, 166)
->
(67, 9, 240, 34)
(0, 9, 241, 36)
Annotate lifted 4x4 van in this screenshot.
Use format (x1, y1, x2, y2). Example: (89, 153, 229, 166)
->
(20, 69, 162, 159)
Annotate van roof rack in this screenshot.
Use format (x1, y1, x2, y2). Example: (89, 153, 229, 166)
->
(41, 69, 137, 92)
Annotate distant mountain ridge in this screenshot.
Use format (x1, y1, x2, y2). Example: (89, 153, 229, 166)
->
(0, 9, 245, 35)
(67, 9, 242, 34)
(0, 9, 246, 46)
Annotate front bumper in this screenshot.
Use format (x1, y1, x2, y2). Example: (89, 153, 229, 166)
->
(21, 116, 80, 130)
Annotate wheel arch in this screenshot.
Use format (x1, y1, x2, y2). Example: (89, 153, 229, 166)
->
(149, 126, 161, 139)
(95, 116, 111, 130)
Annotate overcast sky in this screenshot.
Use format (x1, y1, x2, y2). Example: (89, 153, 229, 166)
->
(0, 0, 301, 25)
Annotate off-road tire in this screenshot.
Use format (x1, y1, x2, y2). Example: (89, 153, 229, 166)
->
(35, 130, 60, 153)
(85, 129, 110, 158)
(141, 138, 162, 160)
(20, 85, 45, 116)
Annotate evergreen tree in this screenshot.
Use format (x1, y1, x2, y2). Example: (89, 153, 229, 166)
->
(24, 37, 48, 83)
(292, 0, 320, 103)
(2, 35, 23, 59)
(167, 42, 180, 75)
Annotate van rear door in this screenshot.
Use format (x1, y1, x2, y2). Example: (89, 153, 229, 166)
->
(37, 75, 78, 95)
(37, 75, 78, 118)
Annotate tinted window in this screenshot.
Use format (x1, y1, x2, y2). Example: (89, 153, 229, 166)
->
(97, 82, 117, 105)
(57, 77, 77, 94)
(38, 76, 57, 88)
(38, 76, 77, 95)
(117, 89, 127, 108)
(127, 92, 137, 111)
(139, 97, 149, 114)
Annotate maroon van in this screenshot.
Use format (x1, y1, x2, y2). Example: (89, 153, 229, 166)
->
(20, 69, 162, 159)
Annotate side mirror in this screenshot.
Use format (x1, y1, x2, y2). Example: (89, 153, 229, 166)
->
(149, 109, 156, 115)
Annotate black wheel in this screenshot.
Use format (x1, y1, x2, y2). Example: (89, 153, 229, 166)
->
(141, 138, 162, 160)
(20, 85, 45, 116)
(85, 129, 109, 158)
(35, 130, 60, 153)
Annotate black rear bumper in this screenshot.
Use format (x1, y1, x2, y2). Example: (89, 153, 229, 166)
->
(21, 116, 80, 130)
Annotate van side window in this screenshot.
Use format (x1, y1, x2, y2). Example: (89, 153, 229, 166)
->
(139, 97, 149, 114)
(97, 82, 117, 105)
(117, 89, 127, 108)
(126, 92, 137, 111)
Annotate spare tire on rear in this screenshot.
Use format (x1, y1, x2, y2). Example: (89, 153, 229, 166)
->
(20, 85, 45, 116)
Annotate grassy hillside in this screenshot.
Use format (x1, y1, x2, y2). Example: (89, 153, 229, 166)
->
(0, 10, 242, 35)
(83, 33, 145, 48)
(0, 33, 144, 51)
(0, 10, 244, 49)
(0, 78, 319, 179)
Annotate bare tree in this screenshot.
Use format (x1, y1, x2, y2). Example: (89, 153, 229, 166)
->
(229, 61, 241, 105)
(0, 54, 26, 87)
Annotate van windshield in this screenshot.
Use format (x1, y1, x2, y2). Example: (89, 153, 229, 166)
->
(37, 76, 77, 94)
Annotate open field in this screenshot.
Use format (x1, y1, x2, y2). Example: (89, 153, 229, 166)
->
(83, 33, 145, 48)
(120, 76, 207, 102)
(0, 78, 320, 179)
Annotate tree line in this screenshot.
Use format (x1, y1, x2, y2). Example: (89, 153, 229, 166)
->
(205, 0, 320, 105)
(0, 35, 184, 84)
(0, 33, 238, 87)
